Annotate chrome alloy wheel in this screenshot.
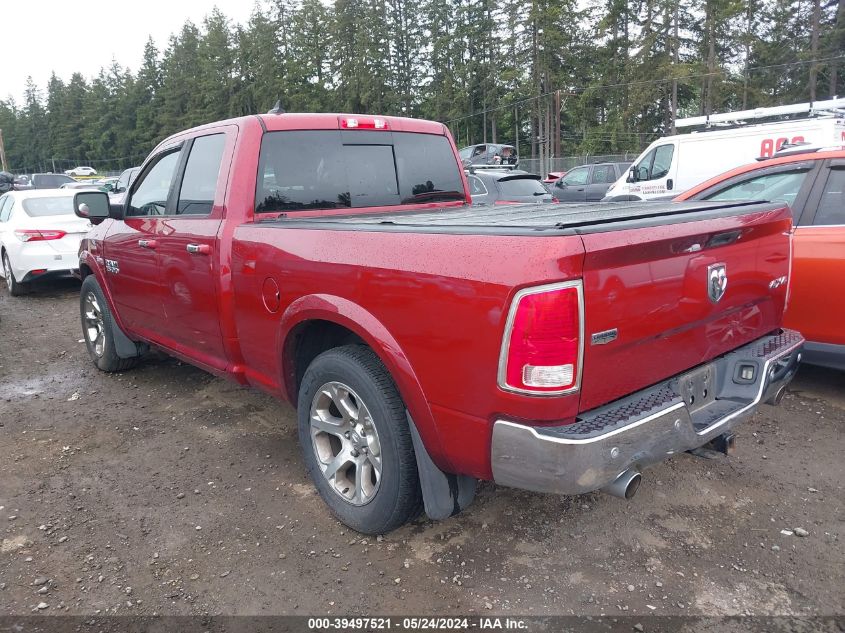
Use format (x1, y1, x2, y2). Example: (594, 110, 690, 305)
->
(3, 254, 12, 292)
(309, 381, 382, 506)
(82, 292, 106, 357)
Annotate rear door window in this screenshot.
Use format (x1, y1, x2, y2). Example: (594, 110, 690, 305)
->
(702, 168, 811, 208)
(0, 196, 11, 221)
(468, 176, 488, 196)
(590, 165, 616, 184)
(255, 131, 465, 212)
(176, 134, 226, 215)
(813, 168, 845, 226)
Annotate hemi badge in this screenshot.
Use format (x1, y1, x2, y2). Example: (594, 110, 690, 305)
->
(591, 328, 618, 345)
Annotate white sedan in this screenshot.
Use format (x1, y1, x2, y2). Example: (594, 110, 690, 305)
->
(0, 190, 91, 295)
(64, 166, 98, 177)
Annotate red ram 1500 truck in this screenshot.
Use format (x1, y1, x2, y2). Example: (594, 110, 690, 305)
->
(72, 113, 803, 534)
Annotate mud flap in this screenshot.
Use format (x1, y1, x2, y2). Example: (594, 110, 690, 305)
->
(112, 319, 147, 359)
(407, 413, 476, 521)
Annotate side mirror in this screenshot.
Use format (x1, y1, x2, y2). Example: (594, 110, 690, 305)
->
(627, 167, 637, 183)
(74, 191, 111, 225)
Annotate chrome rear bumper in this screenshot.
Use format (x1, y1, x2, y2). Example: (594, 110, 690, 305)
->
(491, 329, 804, 495)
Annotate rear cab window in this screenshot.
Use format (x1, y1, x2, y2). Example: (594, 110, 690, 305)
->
(255, 131, 465, 213)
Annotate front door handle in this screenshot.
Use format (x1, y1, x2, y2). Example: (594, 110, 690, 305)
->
(186, 243, 211, 255)
(138, 239, 157, 249)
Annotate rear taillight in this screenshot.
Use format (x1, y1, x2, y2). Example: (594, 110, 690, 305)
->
(498, 281, 583, 395)
(15, 230, 66, 242)
(551, 197, 559, 203)
(340, 116, 389, 130)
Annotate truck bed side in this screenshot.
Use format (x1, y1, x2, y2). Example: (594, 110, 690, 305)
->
(230, 200, 792, 479)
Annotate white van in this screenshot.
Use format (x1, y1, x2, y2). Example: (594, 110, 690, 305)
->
(603, 115, 845, 201)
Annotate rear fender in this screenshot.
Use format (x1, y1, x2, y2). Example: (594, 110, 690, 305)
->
(278, 293, 453, 473)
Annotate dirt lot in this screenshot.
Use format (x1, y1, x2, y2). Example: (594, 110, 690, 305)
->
(0, 278, 843, 619)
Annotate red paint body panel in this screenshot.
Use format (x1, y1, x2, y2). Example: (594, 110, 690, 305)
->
(579, 209, 791, 410)
(77, 113, 794, 482)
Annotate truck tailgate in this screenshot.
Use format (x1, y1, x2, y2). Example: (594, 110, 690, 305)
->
(577, 205, 792, 412)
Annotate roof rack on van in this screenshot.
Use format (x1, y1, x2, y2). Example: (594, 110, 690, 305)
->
(676, 97, 845, 129)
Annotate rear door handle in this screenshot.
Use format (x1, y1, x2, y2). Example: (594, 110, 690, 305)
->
(186, 243, 211, 255)
(138, 239, 157, 249)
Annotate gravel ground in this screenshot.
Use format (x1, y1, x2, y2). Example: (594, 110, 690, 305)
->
(0, 278, 843, 619)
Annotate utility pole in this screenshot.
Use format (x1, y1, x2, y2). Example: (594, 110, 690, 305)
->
(554, 90, 561, 158)
(0, 129, 7, 172)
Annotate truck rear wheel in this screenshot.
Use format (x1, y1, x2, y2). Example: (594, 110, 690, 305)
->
(80, 276, 139, 373)
(298, 345, 422, 534)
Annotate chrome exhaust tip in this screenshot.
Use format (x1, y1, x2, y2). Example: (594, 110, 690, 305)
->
(602, 469, 642, 500)
(766, 385, 787, 406)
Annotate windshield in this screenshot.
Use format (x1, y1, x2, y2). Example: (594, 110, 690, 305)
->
(498, 177, 548, 196)
(22, 196, 75, 217)
(256, 131, 465, 212)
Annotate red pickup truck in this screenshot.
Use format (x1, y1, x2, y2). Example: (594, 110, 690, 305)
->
(72, 113, 803, 534)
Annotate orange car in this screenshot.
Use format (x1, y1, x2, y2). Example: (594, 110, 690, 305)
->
(677, 148, 845, 370)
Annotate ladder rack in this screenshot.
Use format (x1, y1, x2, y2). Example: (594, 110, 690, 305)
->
(676, 97, 845, 129)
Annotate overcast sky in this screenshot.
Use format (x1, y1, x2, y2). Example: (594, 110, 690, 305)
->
(4, 1, 258, 103)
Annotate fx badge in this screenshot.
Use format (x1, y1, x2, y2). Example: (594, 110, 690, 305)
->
(707, 262, 727, 303)
(105, 259, 120, 274)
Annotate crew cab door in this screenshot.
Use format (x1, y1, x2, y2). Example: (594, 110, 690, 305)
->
(105, 147, 183, 337)
(154, 130, 233, 370)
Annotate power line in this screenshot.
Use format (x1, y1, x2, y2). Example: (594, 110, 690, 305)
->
(445, 54, 845, 125)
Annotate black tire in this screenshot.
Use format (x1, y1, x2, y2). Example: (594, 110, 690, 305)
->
(297, 344, 422, 534)
(3, 251, 29, 296)
(80, 275, 140, 372)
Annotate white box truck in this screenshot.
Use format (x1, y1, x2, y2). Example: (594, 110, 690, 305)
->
(603, 99, 845, 201)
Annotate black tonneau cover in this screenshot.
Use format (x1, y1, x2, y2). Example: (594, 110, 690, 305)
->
(267, 200, 784, 236)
